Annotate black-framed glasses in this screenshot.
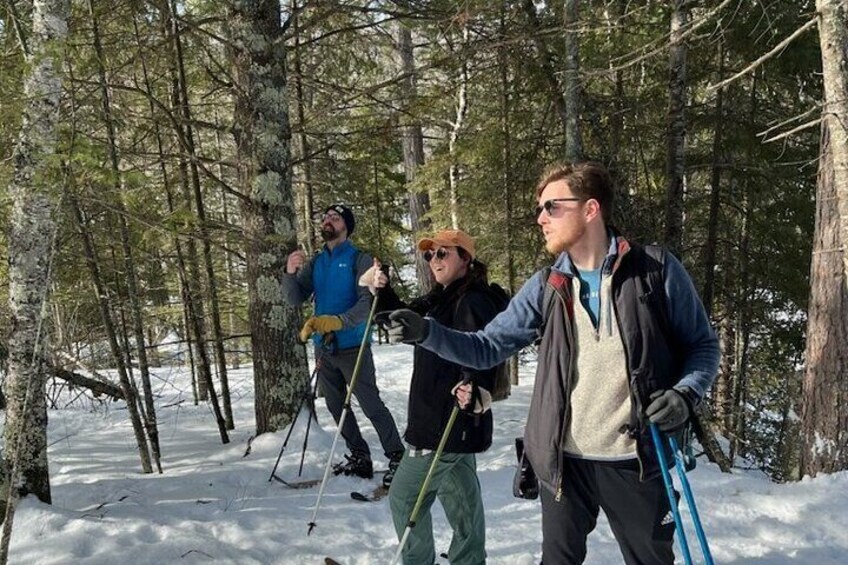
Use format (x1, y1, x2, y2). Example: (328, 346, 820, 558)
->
(534, 197, 583, 218)
(423, 248, 451, 262)
(321, 212, 343, 223)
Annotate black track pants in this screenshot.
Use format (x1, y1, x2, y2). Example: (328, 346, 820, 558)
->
(540, 456, 675, 565)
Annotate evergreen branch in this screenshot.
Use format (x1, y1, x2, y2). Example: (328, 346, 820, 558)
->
(707, 16, 818, 93)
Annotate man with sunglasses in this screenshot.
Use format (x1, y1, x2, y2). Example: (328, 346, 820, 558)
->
(386, 162, 719, 564)
(283, 204, 404, 486)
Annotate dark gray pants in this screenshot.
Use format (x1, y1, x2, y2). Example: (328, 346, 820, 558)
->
(316, 344, 403, 459)
(540, 456, 675, 565)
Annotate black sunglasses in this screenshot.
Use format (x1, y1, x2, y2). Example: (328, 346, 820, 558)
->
(423, 248, 451, 262)
(534, 197, 582, 218)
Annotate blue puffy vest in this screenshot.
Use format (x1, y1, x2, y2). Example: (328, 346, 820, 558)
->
(311, 240, 369, 350)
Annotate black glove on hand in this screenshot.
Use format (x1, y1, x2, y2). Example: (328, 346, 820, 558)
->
(387, 309, 429, 344)
(646, 388, 692, 431)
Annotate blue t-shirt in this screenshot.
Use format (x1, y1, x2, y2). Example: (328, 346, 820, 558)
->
(576, 268, 601, 329)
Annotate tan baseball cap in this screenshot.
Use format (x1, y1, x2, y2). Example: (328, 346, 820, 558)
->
(417, 229, 476, 259)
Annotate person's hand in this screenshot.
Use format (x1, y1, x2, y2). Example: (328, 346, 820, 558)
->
(358, 259, 388, 295)
(451, 381, 492, 414)
(387, 309, 429, 344)
(299, 315, 343, 342)
(286, 250, 307, 274)
(645, 389, 692, 431)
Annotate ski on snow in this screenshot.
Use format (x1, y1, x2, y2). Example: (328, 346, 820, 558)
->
(350, 484, 389, 502)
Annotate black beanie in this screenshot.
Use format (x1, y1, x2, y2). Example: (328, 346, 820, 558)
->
(325, 204, 355, 235)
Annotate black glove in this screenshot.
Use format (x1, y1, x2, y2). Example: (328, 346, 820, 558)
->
(645, 388, 693, 431)
(387, 309, 429, 344)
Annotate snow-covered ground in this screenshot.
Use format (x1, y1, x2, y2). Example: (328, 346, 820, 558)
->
(9, 343, 848, 564)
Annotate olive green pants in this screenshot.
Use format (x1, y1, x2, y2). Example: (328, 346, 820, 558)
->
(389, 451, 486, 565)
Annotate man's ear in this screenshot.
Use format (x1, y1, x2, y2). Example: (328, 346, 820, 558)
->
(584, 198, 602, 222)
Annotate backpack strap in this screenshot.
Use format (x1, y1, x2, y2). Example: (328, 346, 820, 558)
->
(640, 244, 676, 350)
(537, 267, 572, 341)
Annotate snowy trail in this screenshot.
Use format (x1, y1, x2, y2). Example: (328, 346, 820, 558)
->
(8, 343, 848, 564)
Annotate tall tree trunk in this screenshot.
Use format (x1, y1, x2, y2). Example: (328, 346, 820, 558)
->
(816, 0, 848, 282)
(292, 0, 316, 253)
(729, 198, 752, 463)
(801, 121, 848, 475)
(521, 0, 570, 146)
(166, 0, 233, 429)
(215, 126, 241, 370)
(68, 195, 153, 472)
(499, 1, 517, 393)
(87, 0, 162, 472)
(701, 42, 726, 317)
(2, 7, 70, 554)
(155, 0, 212, 403)
(800, 0, 848, 477)
(663, 0, 689, 255)
(448, 23, 469, 229)
(397, 22, 432, 294)
(228, 0, 309, 435)
(563, 0, 583, 161)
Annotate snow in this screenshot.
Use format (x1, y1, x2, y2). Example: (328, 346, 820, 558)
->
(9, 343, 848, 564)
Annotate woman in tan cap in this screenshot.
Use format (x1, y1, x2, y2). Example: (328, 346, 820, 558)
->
(361, 229, 500, 565)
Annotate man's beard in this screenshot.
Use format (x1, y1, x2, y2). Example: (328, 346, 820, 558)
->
(320, 225, 338, 241)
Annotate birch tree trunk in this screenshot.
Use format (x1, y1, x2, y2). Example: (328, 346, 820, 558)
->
(2, 1, 70, 558)
(448, 23, 469, 230)
(663, 0, 689, 255)
(228, 0, 309, 435)
(397, 22, 433, 294)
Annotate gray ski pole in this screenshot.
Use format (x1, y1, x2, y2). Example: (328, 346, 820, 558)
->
(307, 292, 380, 535)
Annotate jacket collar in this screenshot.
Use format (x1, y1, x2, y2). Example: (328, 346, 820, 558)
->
(322, 239, 354, 257)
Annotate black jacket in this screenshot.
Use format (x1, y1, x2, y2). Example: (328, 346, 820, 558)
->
(381, 277, 499, 453)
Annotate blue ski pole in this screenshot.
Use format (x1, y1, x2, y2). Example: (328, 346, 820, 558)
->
(669, 435, 714, 565)
(649, 423, 693, 565)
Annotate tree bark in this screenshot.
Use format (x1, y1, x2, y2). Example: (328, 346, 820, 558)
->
(448, 23, 469, 230)
(801, 121, 848, 475)
(701, 42, 726, 317)
(292, 0, 316, 254)
(397, 22, 433, 294)
(562, 0, 583, 162)
(663, 0, 689, 255)
(2, 7, 70, 547)
(800, 0, 848, 477)
(228, 0, 309, 435)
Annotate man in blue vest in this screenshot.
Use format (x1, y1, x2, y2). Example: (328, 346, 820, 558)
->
(283, 204, 404, 486)
(385, 163, 720, 564)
